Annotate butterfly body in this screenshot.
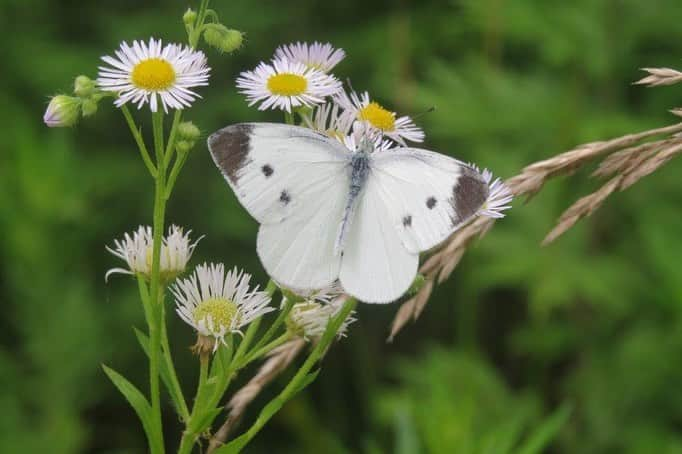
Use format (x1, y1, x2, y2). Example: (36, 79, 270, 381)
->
(336, 142, 371, 255)
(208, 123, 488, 304)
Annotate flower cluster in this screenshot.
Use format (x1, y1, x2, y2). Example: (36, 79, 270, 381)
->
(236, 42, 424, 147)
(284, 283, 356, 341)
(237, 41, 512, 218)
(106, 225, 200, 282)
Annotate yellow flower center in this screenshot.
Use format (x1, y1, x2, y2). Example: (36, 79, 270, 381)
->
(267, 73, 307, 96)
(193, 298, 238, 332)
(358, 102, 396, 131)
(131, 58, 176, 91)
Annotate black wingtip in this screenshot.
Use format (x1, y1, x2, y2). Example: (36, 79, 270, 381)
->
(207, 123, 254, 184)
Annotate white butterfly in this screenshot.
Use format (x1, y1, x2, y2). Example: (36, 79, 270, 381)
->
(208, 123, 489, 304)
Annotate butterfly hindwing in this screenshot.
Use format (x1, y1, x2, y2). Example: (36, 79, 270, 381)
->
(257, 173, 348, 290)
(369, 148, 489, 254)
(209, 122, 351, 291)
(339, 171, 419, 303)
(208, 123, 349, 225)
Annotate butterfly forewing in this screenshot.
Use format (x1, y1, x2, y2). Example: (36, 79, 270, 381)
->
(209, 123, 351, 291)
(208, 123, 349, 225)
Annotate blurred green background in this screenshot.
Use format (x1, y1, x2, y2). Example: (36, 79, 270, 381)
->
(3, 0, 682, 452)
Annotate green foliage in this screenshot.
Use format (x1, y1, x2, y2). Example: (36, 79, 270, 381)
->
(372, 347, 570, 454)
(3, 0, 682, 452)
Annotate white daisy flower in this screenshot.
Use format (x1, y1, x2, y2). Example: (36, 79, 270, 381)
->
(284, 283, 356, 341)
(303, 102, 353, 139)
(172, 263, 274, 351)
(106, 225, 200, 282)
(236, 58, 342, 113)
(340, 128, 395, 154)
(335, 90, 425, 145)
(470, 166, 513, 219)
(274, 42, 345, 72)
(97, 38, 210, 113)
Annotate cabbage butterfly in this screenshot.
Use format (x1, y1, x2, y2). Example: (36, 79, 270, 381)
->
(208, 123, 488, 303)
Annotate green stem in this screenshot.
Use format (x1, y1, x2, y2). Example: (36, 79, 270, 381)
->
(148, 109, 168, 454)
(189, 0, 211, 48)
(249, 293, 294, 354)
(239, 333, 291, 368)
(178, 353, 210, 454)
(165, 148, 190, 200)
(121, 105, 157, 177)
(230, 280, 278, 367)
(231, 317, 261, 365)
(230, 298, 357, 450)
(284, 111, 295, 125)
(164, 110, 183, 168)
(160, 297, 191, 421)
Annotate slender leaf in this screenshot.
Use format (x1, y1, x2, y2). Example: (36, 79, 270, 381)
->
(102, 364, 161, 453)
(516, 403, 572, 454)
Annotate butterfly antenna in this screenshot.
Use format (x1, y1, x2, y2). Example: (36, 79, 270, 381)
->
(346, 77, 355, 93)
(411, 106, 436, 121)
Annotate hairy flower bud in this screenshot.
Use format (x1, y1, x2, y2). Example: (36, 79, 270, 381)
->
(183, 8, 197, 26)
(43, 95, 81, 128)
(175, 140, 193, 154)
(74, 75, 96, 97)
(177, 121, 201, 141)
(203, 24, 244, 53)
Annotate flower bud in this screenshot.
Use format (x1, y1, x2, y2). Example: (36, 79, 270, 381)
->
(74, 75, 96, 97)
(175, 140, 194, 154)
(81, 98, 98, 117)
(183, 8, 197, 26)
(203, 24, 244, 53)
(43, 95, 81, 128)
(177, 121, 201, 141)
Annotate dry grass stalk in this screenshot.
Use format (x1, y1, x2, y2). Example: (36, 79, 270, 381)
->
(206, 339, 306, 453)
(388, 120, 682, 340)
(635, 67, 682, 87)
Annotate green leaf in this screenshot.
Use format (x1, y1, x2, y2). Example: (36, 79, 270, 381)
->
(292, 369, 320, 396)
(102, 364, 160, 452)
(516, 403, 572, 454)
(134, 327, 185, 418)
(189, 407, 224, 435)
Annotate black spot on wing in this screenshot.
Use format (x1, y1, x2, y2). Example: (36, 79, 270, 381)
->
(207, 123, 253, 184)
(262, 164, 273, 177)
(450, 166, 489, 226)
(402, 215, 412, 227)
(426, 197, 437, 209)
(279, 190, 291, 205)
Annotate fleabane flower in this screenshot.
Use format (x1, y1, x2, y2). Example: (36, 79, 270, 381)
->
(471, 166, 513, 219)
(335, 90, 424, 145)
(341, 128, 395, 154)
(97, 38, 210, 113)
(106, 225, 200, 282)
(274, 42, 345, 72)
(173, 263, 273, 352)
(285, 284, 356, 341)
(304, 102, 353, 139)
(236, 58, 342, 113)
